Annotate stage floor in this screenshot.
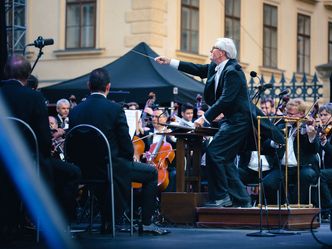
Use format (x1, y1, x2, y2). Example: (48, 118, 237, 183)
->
(3, 223, 331, 249)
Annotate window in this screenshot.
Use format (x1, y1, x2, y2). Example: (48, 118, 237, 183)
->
(66, 0, 96, 49)
(224, 0, 241, 59)
(263, 4, 277, 68)
(297, 14, 311, 74)
(329, 22, 332, 63)
(180, 0, 199, 53)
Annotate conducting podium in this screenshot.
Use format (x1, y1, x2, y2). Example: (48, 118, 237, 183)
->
(160, 124, 217, 223)
(168, 125, 217, 192)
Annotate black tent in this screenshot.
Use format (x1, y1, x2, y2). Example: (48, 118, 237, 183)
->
(41, 42, 205, 105)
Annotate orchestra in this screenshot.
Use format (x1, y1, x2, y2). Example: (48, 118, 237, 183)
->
(1, 38, 331, 244)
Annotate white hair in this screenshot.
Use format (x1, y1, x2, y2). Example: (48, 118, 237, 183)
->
(56, 98, 70, 108)
(214, 38, 237, 59)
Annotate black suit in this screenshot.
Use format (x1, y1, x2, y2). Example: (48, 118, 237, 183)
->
(55, 114, 69, 130)
(0, 80, 81, 225)
(69, 94, 157, 225)
(178, 59, 251, 204)
(263, 124, 320, 204)
(319, 133, 332, 207)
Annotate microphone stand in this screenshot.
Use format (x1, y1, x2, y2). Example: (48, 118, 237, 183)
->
(268, 120, 299, 236)
(247, 116, 275, 237)
(251, 87, 265, 106)
(31, 46, 44, 73)
(275, 97, 283, 114)
(247, 158, 275, 237)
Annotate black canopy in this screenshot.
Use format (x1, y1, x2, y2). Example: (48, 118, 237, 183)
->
(41, 42, 205, 105)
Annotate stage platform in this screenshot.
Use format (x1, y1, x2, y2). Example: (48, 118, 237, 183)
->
(161, 192, 320, 230)
(196, 206, 320, 230)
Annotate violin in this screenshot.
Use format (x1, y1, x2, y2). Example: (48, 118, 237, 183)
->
(321, 124, 332, 136)
(276, 95, 290, 115)
(305, 101, 319, 126)
(320, 114, 332, 137)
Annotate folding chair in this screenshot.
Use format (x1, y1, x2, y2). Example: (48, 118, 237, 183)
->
(64, 124, 116, 237)
(5, 117, 40, 242)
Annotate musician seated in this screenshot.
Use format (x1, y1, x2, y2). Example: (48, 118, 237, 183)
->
(55, 98, 71, 130)
(263, 98, 320, 205)
(260, 97, 275, 116)
(49, 115, 65, 160)
(0, 55, 81, 241)
(238, 139, 284, 205)
(69, 68, 169, 235)
(177, 102, 195, 127)
(314, 103, 332, 208)
(136, 108, 176, 192)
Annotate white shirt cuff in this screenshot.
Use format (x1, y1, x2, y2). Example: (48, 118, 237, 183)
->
(170, 59, 180, 69)
(202, 114, 210, 125)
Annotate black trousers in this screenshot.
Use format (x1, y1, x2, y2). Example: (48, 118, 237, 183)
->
(45, 158, 82, 222)
(131, 162, 158, 225)
(320, 168, 332, 208)
(0, 156, 81, 234)
(263, 165, 319, 204)
(99, 161, 157, 226)
(206, 119, 251, 205)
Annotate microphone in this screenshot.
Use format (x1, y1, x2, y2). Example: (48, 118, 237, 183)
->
(254, 83, 273, 91)
(251, 70, 272, 91)
(278, 89, 289, 97)
(250, 71, 258, 78)
(27, 36, 54, 48)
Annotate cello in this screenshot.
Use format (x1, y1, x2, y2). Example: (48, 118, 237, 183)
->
(146, 133, 175, 191)
(132, 135, 145, 189)
(132, 110, 146, 189)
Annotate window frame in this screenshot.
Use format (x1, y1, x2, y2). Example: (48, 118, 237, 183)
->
(328, 22, 332, 63)
(262, 3, 278, 68)
(65, 0, 96, 49)
(297, 14, 311, 74)
(180, 0, 199, 54)
(224, 0, 241, 59)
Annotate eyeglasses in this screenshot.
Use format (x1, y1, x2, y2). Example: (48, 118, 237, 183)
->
(151, 115, 166, 118)
(210, 46, 221, 52)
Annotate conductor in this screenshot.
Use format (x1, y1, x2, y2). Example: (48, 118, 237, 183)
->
(155, 38, 251, 207)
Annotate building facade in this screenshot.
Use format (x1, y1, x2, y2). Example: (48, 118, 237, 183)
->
(21, 0, 332, 101)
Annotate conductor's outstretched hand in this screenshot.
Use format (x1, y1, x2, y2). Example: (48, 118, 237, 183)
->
(154, 56, 171, 65)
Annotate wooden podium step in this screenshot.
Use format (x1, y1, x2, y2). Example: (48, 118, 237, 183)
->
(161, 192, 208, 224)
(196, 206, 320, 230)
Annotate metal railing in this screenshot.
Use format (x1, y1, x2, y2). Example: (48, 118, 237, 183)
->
(248, 72, 323, 102)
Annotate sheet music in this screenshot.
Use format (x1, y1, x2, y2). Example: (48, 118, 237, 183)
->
(125, 109, 142, 139)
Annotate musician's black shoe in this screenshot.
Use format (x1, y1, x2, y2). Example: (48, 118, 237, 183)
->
(232, 201, 252, 208)
(138, 223, 171, 236)
(204, 195, 232, 207)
